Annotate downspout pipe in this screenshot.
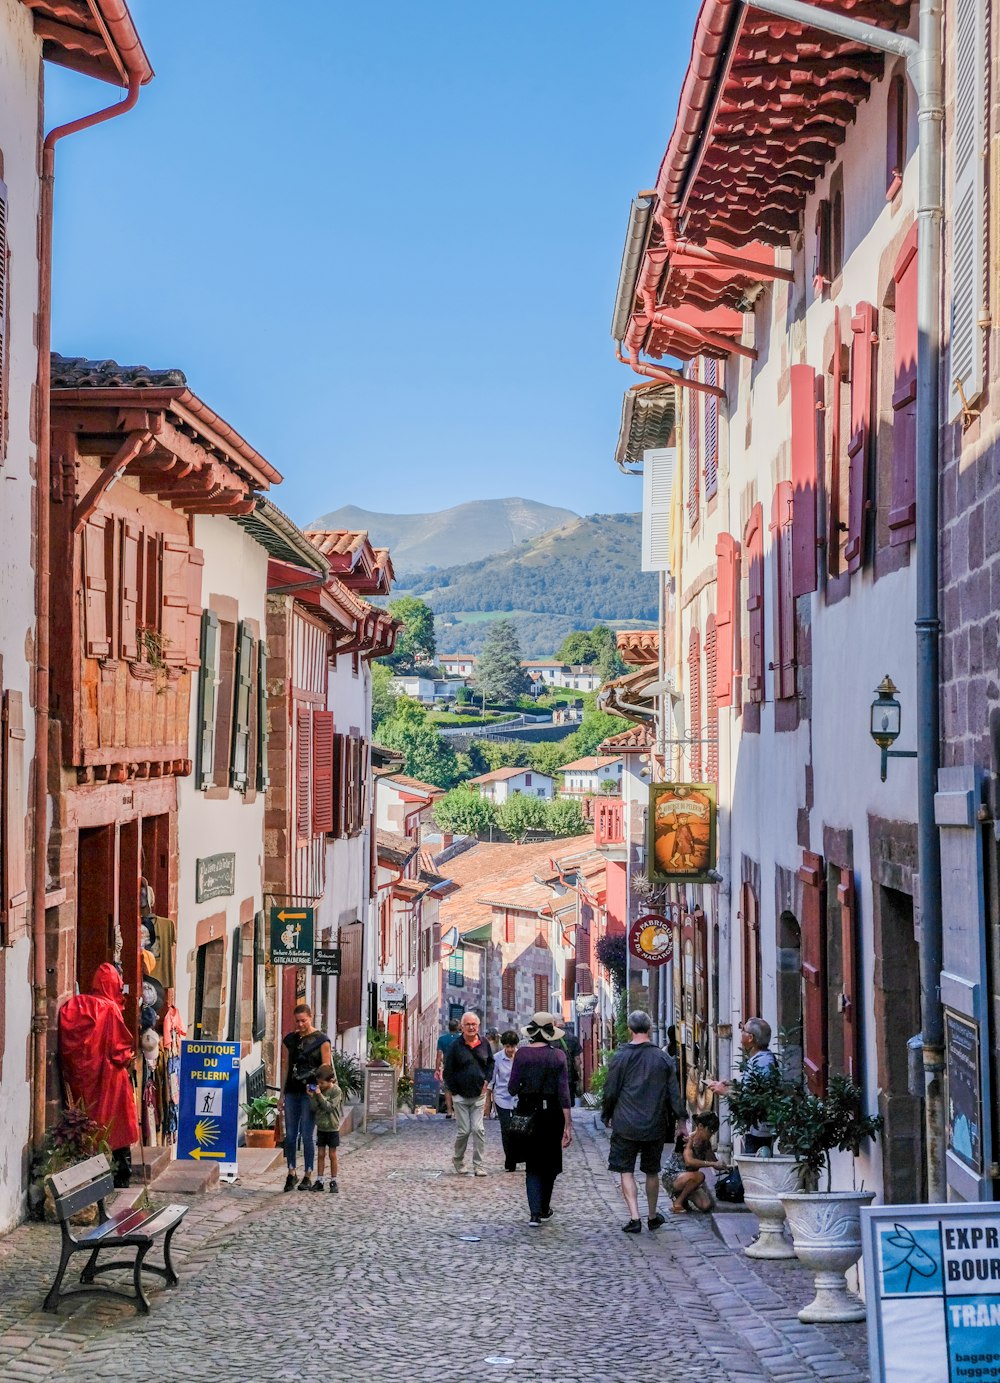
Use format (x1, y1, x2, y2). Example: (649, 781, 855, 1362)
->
(737, 0, 945, 1201)
(616, 346, 727, 400)
(32, 70, 145, 1154)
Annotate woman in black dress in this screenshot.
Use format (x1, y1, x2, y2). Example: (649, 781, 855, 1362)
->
(507, 1011, 573, 1226)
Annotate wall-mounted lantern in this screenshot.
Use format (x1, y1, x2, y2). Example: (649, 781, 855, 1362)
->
(869, 675, 917, 781)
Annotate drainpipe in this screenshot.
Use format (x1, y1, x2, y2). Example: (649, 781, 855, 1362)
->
(736, 0, 945, 1201)
(32, 69, 145, 1153)
(616, 346, 727, 400)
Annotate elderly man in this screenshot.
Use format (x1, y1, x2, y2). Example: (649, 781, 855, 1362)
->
(602, 1010, 683, 1234)
(443, 1011, 495, 1176)
(708, 1015, 779, 1153)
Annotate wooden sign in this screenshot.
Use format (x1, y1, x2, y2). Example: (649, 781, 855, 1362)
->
(363, 1062, 397, 1133)
(195, 853, 236, 902)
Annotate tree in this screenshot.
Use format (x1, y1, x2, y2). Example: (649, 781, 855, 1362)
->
(471, 738, 534, 772)
(496, 792, 548, 837)
(387, 596, 436, 669)
(570, 693, 629, 758)
(432, 787, 498, 836)
(528, 740, 573, 777)
(556, 624, 625, 678)
(544, 797, 586, 836)
(376, 698, 458, 788)
(371, 660, 397, 731)
(473, 619, 530, 705)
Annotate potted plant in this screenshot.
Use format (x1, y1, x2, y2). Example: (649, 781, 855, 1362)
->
(242, 1094, 279, 1148)
(731, 1060, 804, 1259)
(776, 1075, 883, 1323)
(35, 1105, 112, 1224)
(332, 1051, 364, 1103)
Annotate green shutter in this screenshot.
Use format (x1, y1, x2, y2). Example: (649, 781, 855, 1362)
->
(230, 621, 254, 791)
(227, 924, 242, 1042)
(256, 641, 270, 792)
(196, 611, 220, 790)
(252, 910, 266, 1041)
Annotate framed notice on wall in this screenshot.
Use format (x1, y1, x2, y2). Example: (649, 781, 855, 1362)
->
(647, 783, 717, 883)
(945, 1009, 983, 1175)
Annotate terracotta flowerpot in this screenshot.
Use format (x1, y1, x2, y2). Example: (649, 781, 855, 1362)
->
(736, 1154, 807, 1259)
(780, 1190, 876, 1322)
(244, 1128, 276, 1149)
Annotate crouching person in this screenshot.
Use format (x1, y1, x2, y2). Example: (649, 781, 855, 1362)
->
(663, 1111, 726, 1213)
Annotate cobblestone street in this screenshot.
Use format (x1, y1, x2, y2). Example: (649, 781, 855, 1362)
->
(0, 1113, 873, 1383)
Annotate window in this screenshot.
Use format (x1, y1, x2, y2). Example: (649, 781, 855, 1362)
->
(333, 733, 369, 838)
(740, 882, 761, 1023)
(213, 618, 238, 787)
(196, 612, 219, 790)
(744, 504, 765, 705)
(504, 912, 515, 944)
(830, 173, 844, 281)
(688, 628, 702, 780)
(704, 358, 719, 498)
(524, 773, 532, 787)
(448, 947, 465, 989)
(889, 227, 918, 545)
(83, 515, 113, 658)
(776, 912, 803, 1087)
(501, 966, 516, 1010)
(194, 937, 225, 1040)
(886, 72, 907, 200)
(790, 365, 820, 596)
(714, 535, 738, 707)
(948, 0, 986, 418)
(827, 864, 859, 1083)
(337, 921, 363, 1034)
(687, 360, 700, 529)
(295, 705, 312, 843)
(449, 1002, 464, 1025)
(845, 303, 878, 573)
(798, 850, 827, 1095)
(230, 622, 256, 791)
(1, 689, 27, 942)
(770, 482, 796, 699)
(534, 973, 549, 1014)
(421, 927, 432, 971)
(827, 310, 850, 577)
(705, 617, 718, 785)
(813, 199, 831, 291)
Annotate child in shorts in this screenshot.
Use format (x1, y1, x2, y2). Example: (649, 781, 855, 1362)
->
(307, 1063, 344, 1193)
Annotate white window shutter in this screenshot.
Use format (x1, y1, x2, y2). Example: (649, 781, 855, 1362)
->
(948, 0, 986, 420)
(641, 447, 676, 572)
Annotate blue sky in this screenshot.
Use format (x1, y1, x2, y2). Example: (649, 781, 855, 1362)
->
(47, 1, 700, 526)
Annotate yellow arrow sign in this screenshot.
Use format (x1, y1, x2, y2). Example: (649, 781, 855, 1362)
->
(277, 910, 308, 923)
(189, 1148, 225, 1160)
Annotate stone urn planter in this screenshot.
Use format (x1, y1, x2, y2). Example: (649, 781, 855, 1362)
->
(736, 1154, 806, 1259)
(779, 1190, 875, 1322)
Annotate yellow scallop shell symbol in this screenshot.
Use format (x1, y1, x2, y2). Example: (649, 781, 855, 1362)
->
(194, 1119, 219, 1147)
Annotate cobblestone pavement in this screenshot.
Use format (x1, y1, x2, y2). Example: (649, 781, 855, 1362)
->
(0, 1112, 872, 1382)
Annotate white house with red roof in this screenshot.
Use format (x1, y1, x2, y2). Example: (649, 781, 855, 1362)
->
(559, 755, 624, 797)
(467, 766, 554, 803)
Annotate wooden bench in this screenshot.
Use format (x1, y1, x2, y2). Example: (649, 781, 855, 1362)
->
(44, 1154, 188, 1315)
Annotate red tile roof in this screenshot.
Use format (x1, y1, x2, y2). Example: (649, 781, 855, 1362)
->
(468, 766, 551, 785)
(23, 0, 153, 86)
(617, 630, 660, 666)
(440, 836, 592, 935)
(382, 774, 444, 800)
(559, 756, 622, 773)
(600, 720, 655, 754)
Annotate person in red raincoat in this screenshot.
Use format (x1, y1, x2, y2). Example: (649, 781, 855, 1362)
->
(58, 963, 140, 1186)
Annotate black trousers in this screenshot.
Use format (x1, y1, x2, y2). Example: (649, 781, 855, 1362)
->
(495, 1107, 519, 1169)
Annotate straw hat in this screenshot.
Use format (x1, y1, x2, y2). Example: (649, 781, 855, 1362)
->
(523, 1011, 565, 1042)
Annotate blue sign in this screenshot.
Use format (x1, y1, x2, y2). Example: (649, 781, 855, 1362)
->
(177, 1040, 241, 1174)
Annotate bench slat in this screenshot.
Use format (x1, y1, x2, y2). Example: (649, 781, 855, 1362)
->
(76, 1208, 150, 1241)
(127, 1205, 187, 1239)
(48, 1154, 111, 1198)
(76, 1202, 187, 1244)
(53, 1175, 115, 1221)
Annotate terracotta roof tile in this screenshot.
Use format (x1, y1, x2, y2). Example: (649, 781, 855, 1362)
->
(617, 630, 660, 666)
(600, 721, 655, 754)
(382, 774, 445, 799)
(440, 836, 591, 935)
(51, 354, 185, 389)
(468, 766, 551, 785)
(559, 755, 622, 772)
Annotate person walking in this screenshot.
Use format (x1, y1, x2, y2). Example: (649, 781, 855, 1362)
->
(708, 1015, 778, 1154)
(602, 1010, 683, 1234)
(442, 1011, 494, 1176)
(507, 1012, 573, 1226)
(281, 1002, 332, 1191)
(308, 1062, 344, 1194)
(486, 1029, 522, 1170)
(435, 1018, 460, 1118)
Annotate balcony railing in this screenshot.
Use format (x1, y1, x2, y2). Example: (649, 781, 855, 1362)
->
(594, 798, 625, 847)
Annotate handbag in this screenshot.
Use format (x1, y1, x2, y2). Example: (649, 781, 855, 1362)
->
(715, 1165, 744, 1203)
(509, 1111, 536, 1138)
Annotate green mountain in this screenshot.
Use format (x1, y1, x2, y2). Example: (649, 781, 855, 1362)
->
(307, 498, 576, 573)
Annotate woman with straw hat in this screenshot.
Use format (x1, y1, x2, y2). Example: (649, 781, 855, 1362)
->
(507, 1012, 573, 1226)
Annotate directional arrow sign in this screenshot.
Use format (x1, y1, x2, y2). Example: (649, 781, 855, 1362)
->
(269, 906, 315, 964)
(177, 1041, 240, 1175)
(277, 910, 308, 923)
(189, 1148, 226, 1160)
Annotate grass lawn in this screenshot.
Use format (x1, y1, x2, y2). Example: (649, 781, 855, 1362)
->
(428, 710, 517, 727)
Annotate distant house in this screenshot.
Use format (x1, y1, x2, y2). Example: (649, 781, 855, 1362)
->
(468, 767, 555, 803)
(440, 654, 476, 678)
(559, 755, 624, 796)
(390, 675, 459, 702)
(564, 666, 602, 692)
(521, 660, 602, 693)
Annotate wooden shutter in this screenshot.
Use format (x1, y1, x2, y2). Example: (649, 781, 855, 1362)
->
(798, 850, 827, 1095)
(0, 179, 7, 453)
(337, 921, 363, 1034)
(687, 360, 700, 529)
(252, 910, 266, 1040)
(833, 865, 860, 1082)
(740, 883, 761, 1021)
(160, 538, 191, 666)
(230, 622, 254, 791)
(827, 312, 848, 577)
(502, 966, 516, 1010)
(715, 534, 737, 707)
(295, 706, 312, 843)
(534, 973, 548, 1012)
(790, 364, 819, 596)
(770, 482, 796, 699)
(705, 617, 718, 784)
(745, 504, 765, 703)
(948, 0, 986, 419)
(83, 515, 112, 658)
(185, 547, 204, 668)
(196, 611, 220, 790)
(845, 302, 878, 573)
(641, 447, 675, 571)
(119, 521, 140, 662)
(2, 690, 27, 937)
(814, 199, 831, 290)
(688, 628, 702, 780)
(504, 912, 515, 944)
(332, 733, 346, 839)
(227, 924, 242, 1041)
(256, 641, 270, 791)
(889, 227, 918, 545)
(312, 710, 334, 834)
(704, 358, 719, 497)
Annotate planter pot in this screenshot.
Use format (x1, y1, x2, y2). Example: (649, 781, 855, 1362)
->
(780, 1190, 876, 1323)
(736, 1154, 806, 1259)
(244, 1128, 276, 1149)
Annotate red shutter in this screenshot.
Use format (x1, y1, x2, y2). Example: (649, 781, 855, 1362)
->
(504, 912, 515, 944)
(534, 973, 548, 1012)
(185, 546, 204, 668)
(119, 521, 140, 662)
(798, 850, 828, 1095)
(687, 359, 700, 529)
(312, 710, 334, 834)
(740, 883, 761, 1020)
(2, 690, 27, 939)
(745, 504, 765, 703)
(790, 364, 820, 596)
(715, 534, 737, 707)
(845, 302, 878, 573)
(160, 538, 191, 666)
(889, 226, 918, 545)
(83, 515, 112, 658)
(502, 967, 516, 1010)
(828, 314, 845, 577)
(770, 482, 796, 699)
(704, 358, 719, 498)
(834, 865, 859, 1082)
(295, 705, 312, 844)
(705, 617, 718, 784)
(688, 628, 702, 780)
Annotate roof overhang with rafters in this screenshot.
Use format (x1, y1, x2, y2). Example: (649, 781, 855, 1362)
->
(21, 0, 153, 86)
(305, 530, 394, 596)
(616, 381, 677, 466)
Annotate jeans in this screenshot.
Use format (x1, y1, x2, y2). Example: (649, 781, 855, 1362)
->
(452, 1095, 486, 1168)
(283, 1092, 316, 1173)
(526, 1170, 556, 1217)
(495, 1106, 518, 1170)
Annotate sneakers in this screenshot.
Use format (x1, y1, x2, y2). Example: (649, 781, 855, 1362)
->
(329, 1179, 338, 1194)
(283, 1172, 296, 1193)
(539, 1208, 554, 1221)
(473, 1167, 488, 1178)
(528, 1214, 541, 1226)
(648, 1213, 666, 1230)
(312, 1179, 324, 1192)
(622, 1218, 642, 1234)
(297, 1175, 312, 1191)
(452, 1162, 467, 1176)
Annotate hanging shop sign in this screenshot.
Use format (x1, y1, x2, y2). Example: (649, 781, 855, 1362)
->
(195, 852, 236, 903)
(312, 948, 342, 977)
(647, 783, 717, 883)
(380, 981, 406, 1004)
(177, 1039, 240, 1176)
(862, 1200, 1000, 1382)
(269, 906, 315, 965)
(575, 993, 599, 1016)
(628, 913, 674, 967)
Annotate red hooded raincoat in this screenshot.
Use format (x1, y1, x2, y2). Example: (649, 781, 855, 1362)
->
(58, 963, 140, 1151)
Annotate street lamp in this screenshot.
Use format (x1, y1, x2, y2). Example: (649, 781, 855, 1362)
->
(869, 675, 917, 781)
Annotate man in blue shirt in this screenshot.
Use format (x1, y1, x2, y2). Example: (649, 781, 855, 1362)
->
(435, 1019, 460, 1117)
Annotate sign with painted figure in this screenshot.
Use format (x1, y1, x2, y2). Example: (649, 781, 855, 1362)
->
(648, 783, 716, 883)
(177, 1040, 240, 1175)
(863, 1201, 1000, 1382)
(195, 852, 236, 903)
(946, 1010, 983, 1174)
(628, 913, 674, 967)
(269, 906, 315, 965)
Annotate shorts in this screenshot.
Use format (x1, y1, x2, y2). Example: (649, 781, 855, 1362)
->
(316, 1130, 341, 1149)
(608, 1131, 665, 1175)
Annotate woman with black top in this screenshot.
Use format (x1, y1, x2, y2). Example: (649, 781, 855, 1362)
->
(281, 1002, 332, 1191)
(507, 1011, 573, 1226)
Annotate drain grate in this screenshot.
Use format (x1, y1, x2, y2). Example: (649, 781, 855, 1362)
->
(387, 1169, 443, 1181)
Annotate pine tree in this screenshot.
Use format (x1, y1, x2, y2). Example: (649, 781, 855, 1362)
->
(473, 619, 530, 705)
